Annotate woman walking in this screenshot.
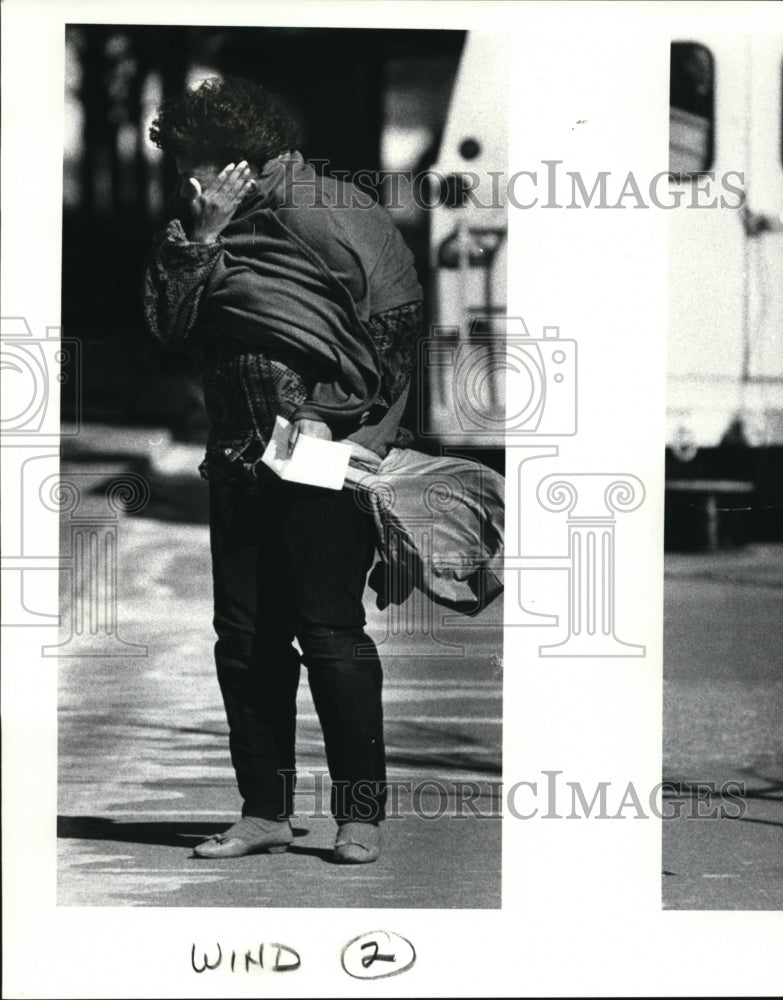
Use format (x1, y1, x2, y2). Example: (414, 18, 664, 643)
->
(144, 76, 422, 863)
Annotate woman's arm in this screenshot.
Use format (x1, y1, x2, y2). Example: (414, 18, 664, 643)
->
(143, 162, 256, 350)
(143, 222, 223, 350)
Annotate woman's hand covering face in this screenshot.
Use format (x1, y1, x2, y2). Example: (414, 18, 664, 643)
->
(181, 161, 256, 243)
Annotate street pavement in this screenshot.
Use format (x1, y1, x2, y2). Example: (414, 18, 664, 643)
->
(56, 425, 782, 910)
(663, 544, 783, 909)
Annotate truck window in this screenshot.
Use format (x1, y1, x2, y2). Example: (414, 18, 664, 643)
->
(669, 42, 714, 174)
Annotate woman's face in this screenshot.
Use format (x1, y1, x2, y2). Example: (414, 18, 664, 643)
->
(174, 157, 224, 198)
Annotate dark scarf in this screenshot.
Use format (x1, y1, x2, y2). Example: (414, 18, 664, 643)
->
(195, 154, 384, 429)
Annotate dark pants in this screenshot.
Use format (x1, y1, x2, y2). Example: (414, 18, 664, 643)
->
(208, 476, 386, 823)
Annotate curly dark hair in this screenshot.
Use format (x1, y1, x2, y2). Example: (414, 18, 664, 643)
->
(148, 75, 303, 167)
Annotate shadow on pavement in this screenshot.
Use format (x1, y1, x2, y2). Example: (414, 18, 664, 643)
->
(57, 816, 310, 848)
(386, 747, 501, 775)
(729, 815, 783, 829)
(662, 770, 783, 830)
(89, 466, 210, 525)
(62, 445, 211, 525)
(126, 472, 210, 525)
(287, 844, 338, 863)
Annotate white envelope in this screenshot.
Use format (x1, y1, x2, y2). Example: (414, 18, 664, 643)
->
(260, 415, 352, 490)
